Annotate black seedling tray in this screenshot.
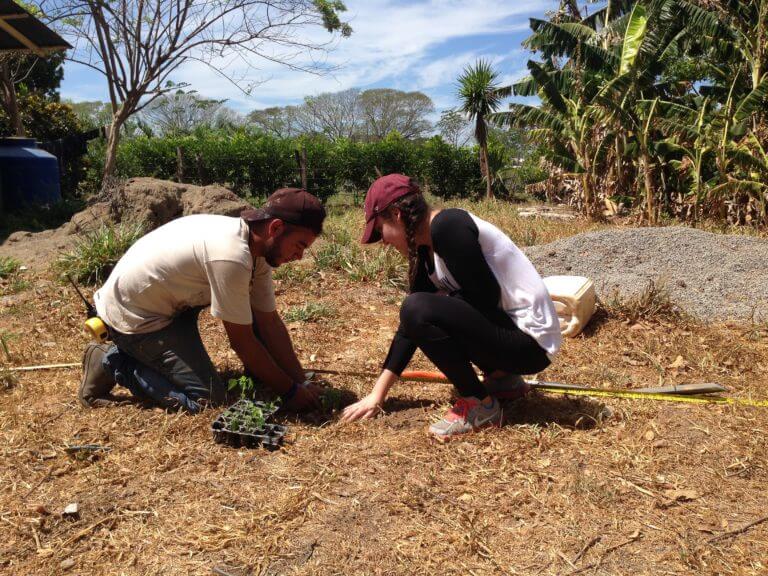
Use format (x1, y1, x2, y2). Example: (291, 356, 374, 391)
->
(221, 398, 279, 420)
(211, 399, 285, 450)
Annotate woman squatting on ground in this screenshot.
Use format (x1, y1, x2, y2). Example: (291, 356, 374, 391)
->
(341, 174, 562, 441)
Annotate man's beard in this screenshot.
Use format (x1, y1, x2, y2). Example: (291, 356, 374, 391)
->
(264, 235, 285, 268)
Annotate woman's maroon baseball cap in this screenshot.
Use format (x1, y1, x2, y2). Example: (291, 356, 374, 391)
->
(361, 174, 420, 244)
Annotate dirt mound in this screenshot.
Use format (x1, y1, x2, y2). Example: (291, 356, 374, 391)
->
(0, 178, 253, 271)
(108, 177, 252, 230)
(525, 226, 768, 323)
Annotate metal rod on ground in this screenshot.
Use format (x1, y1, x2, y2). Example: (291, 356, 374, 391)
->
(7, 362, 80, 372)
(312, 368, 727, 396)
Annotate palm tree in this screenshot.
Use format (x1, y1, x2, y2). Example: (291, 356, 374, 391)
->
(457, 60, 511, 199)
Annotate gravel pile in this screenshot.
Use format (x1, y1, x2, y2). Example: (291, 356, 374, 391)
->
(524, 226, 768, 323)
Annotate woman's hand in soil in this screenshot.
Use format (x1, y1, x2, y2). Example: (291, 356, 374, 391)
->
(341, 393, 383, 422)
(285, 381, 322, 412)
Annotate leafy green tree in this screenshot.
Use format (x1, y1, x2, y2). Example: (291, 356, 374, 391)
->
(0, 1, 66, 136)
(141, 90, 228, 136)
(64, 100, 112, 131)
(358, 89, 434, 140)
(436, 108, 471, 147)
(247, 106, 304, 138)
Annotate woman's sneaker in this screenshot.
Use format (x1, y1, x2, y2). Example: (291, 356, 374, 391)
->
(485, 374, 531, 401)
(428, 396, 502, 441)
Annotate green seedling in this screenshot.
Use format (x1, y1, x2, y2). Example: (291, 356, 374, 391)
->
(229, 415, 242, 432)
(244, 406, 266, 429)
(227, 375, 257, 399)
(262, 400, 279, 412)
(320, 387, 345, 413)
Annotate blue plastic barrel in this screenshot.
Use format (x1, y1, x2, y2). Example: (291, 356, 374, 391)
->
(0, 137, 61, 210)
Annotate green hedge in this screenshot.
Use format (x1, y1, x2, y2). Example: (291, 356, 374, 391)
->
(82, 130, 492, 200)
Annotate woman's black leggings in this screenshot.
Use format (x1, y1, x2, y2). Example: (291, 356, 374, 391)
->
(399, 292, 551, 398)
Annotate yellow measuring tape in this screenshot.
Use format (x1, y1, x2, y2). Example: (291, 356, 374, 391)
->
(534, 386, 768, 408)
(318, 370, 768, 409)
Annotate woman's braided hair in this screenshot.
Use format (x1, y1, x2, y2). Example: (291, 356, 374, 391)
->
(383, 191, 429, 291)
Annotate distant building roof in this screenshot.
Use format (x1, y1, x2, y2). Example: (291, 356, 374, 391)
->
(0, 0, 71, 55)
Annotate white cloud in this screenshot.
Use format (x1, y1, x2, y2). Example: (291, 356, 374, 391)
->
(61, 0, 553, 111)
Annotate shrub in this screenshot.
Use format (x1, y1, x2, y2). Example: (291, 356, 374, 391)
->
(85, 130, 506, 200)
(601, 281, 686, 324)
(55, 221, 145, 285)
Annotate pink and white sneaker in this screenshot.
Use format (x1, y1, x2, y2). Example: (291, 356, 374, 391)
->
(428, 396, 503, 441)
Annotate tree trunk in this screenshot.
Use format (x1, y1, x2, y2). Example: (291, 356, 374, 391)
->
(641, 152, 656, 224)
(581, 172, 592, 217)
(0, 62, 25, 137)
(479, 144, 493, 199)
(102, 114, 125, 189)
(580, 146, 595, 218)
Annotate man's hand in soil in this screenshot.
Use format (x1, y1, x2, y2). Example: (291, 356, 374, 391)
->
(285, 381, 322, 412)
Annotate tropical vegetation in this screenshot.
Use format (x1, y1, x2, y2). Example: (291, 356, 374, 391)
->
(494, 0, 768, 226)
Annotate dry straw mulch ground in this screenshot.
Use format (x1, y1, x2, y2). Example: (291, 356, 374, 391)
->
(1, 209, 767, 576)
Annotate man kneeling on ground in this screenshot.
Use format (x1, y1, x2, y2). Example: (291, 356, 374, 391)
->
(78, 188, 325, 413)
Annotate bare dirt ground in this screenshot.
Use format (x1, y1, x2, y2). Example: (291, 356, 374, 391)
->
(1, 199, 767, 575)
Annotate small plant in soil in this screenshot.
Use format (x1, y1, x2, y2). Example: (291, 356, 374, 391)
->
(228, 415, 242, 432)
(320, 387, 345, 413)
(244, 406, 266, 429)
(227, 375, 257, 399)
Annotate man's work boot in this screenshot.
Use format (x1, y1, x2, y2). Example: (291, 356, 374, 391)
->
(78, 343, 117, 408)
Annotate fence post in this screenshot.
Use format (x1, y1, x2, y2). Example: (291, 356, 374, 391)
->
(294, 146, 307, 191)
(176, 146, 185, 183)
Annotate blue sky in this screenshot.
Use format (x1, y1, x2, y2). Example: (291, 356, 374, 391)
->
(60, 1, 560, 114)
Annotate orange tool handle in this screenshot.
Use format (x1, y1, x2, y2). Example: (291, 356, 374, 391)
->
(400, 370, 449, 382)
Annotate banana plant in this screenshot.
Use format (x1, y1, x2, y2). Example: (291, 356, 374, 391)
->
(494, 61, 610, 215)
(653, 98, 717, 217)
(711, 134, 768, 225)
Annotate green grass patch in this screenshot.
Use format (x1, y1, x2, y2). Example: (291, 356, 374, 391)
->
(0, 257, 21, 279)
(311, 211, 408, 289)
(0, 257, 29, 296)
(55, 221, 145, 285)
(273, 262, 314, 284)
(283, 302, 336, 323)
